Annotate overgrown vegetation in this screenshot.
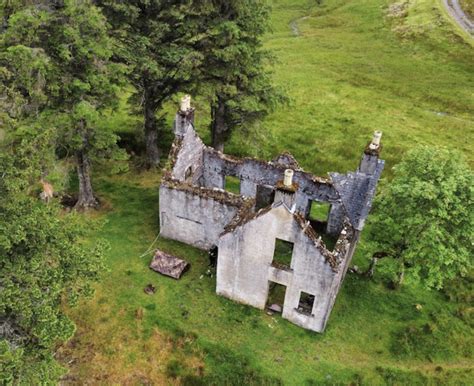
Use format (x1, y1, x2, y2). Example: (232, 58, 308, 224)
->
(0, 134, 106, 384)
(1, 0, 473, 384)
(459, 0, 474, 19)
(368, 146, 473, 289)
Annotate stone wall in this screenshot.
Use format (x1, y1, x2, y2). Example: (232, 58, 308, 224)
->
(159, 183, 245, 249)
(201, 149, 345, 232)
(217, 204, 355, 332)
(170, 127, 205, 184)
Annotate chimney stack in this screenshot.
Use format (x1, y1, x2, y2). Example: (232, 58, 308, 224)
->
(180, 94, 191, 112)
(359, 131, 382, 174)
(274, 169, 297, 210)
(369, 131, 382, 150)
(174, 95, 195, 137)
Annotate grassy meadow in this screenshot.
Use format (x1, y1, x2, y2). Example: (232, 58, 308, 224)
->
(58, 0, 473, 384)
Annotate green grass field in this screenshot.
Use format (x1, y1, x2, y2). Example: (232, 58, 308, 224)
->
(59, 0, 473, 384)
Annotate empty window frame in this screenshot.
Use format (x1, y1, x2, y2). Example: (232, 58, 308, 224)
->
(224, 175, 241, 195)
(272, 238, 294, 270)
(308, 200, 331, 222)
(297, 291, 315, 315)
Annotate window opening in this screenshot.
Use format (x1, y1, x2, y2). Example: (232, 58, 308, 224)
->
(308, 200, 331, 222)
(255, 185, 275, 210)
(297, 291, 315, 315)
(224, 175, 241, 194)
(271, 238, 294, 270)
(185, 166, 193, 181)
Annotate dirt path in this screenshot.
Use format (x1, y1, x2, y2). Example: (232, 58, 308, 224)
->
(442, 0, 473, 36)
(289, 15, 309, 36)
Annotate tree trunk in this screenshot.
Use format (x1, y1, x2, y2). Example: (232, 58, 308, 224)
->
(364, 251, 389, 278)
(75, 149, 98, 210)
(397, 267, 405, 287)
(365, 257, 378, 278)
(144, 90, 161, 168)
(211, 97, 227, 152)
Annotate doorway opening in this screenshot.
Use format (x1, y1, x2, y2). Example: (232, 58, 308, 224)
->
(266, 281, 287, 314)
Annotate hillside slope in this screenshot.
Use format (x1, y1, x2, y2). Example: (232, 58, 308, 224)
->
(59, 1, 473, 384)
(220, 0, 473, 177)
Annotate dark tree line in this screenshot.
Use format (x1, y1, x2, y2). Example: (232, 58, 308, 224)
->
(99, 0, 283, 164)
(2, 0, 282, 208)
(0, 0, 281, 382)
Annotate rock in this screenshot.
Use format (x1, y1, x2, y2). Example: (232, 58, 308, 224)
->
(149, 249, 189, 279)
(144, 284, 156, 295)
(268, 304, 282, 313)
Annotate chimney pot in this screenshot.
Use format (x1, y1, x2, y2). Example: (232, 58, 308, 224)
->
(369, 131, 382, 150)
(180, 95, 191, 112)
(284, 169, 294, 187)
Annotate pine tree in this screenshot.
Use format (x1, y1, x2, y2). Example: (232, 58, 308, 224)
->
(98, 0, 205, 167)
(0, 0, 126, 209)
(198, 0, 285, 151)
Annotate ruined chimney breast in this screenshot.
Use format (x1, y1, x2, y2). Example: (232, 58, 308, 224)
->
(359, 131, 383, 174)
(174, 95, 195, 137)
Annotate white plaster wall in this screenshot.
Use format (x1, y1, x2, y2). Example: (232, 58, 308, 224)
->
(216, 205, 341, 332)
(159, 186, 240, 249)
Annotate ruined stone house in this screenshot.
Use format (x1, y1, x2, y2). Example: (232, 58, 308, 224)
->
(159, 98, 384, 333)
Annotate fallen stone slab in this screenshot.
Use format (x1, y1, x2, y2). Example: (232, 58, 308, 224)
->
(268, 304, 282, 313)
(149, 249, 189, 279)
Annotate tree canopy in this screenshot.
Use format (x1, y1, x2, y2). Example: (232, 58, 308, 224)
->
(368, 146, 473, 289)
(99, 0, 284, 160)
(1, 0, 127, 209)
(98, 0, 206, 166)
(0, 133, 106, 384)
(198, 0, 286, 151)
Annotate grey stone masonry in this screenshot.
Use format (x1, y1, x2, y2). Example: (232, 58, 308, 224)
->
(159, 101, 384, 332)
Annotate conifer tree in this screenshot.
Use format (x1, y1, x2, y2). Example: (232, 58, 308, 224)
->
(98, 0, 205, 167)
(198, 0, 285, 152)
(0, 0, 126, 209)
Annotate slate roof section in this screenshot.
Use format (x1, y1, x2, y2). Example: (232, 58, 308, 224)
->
(330, 160, 384, 230)
(149, 250, 190, 279)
